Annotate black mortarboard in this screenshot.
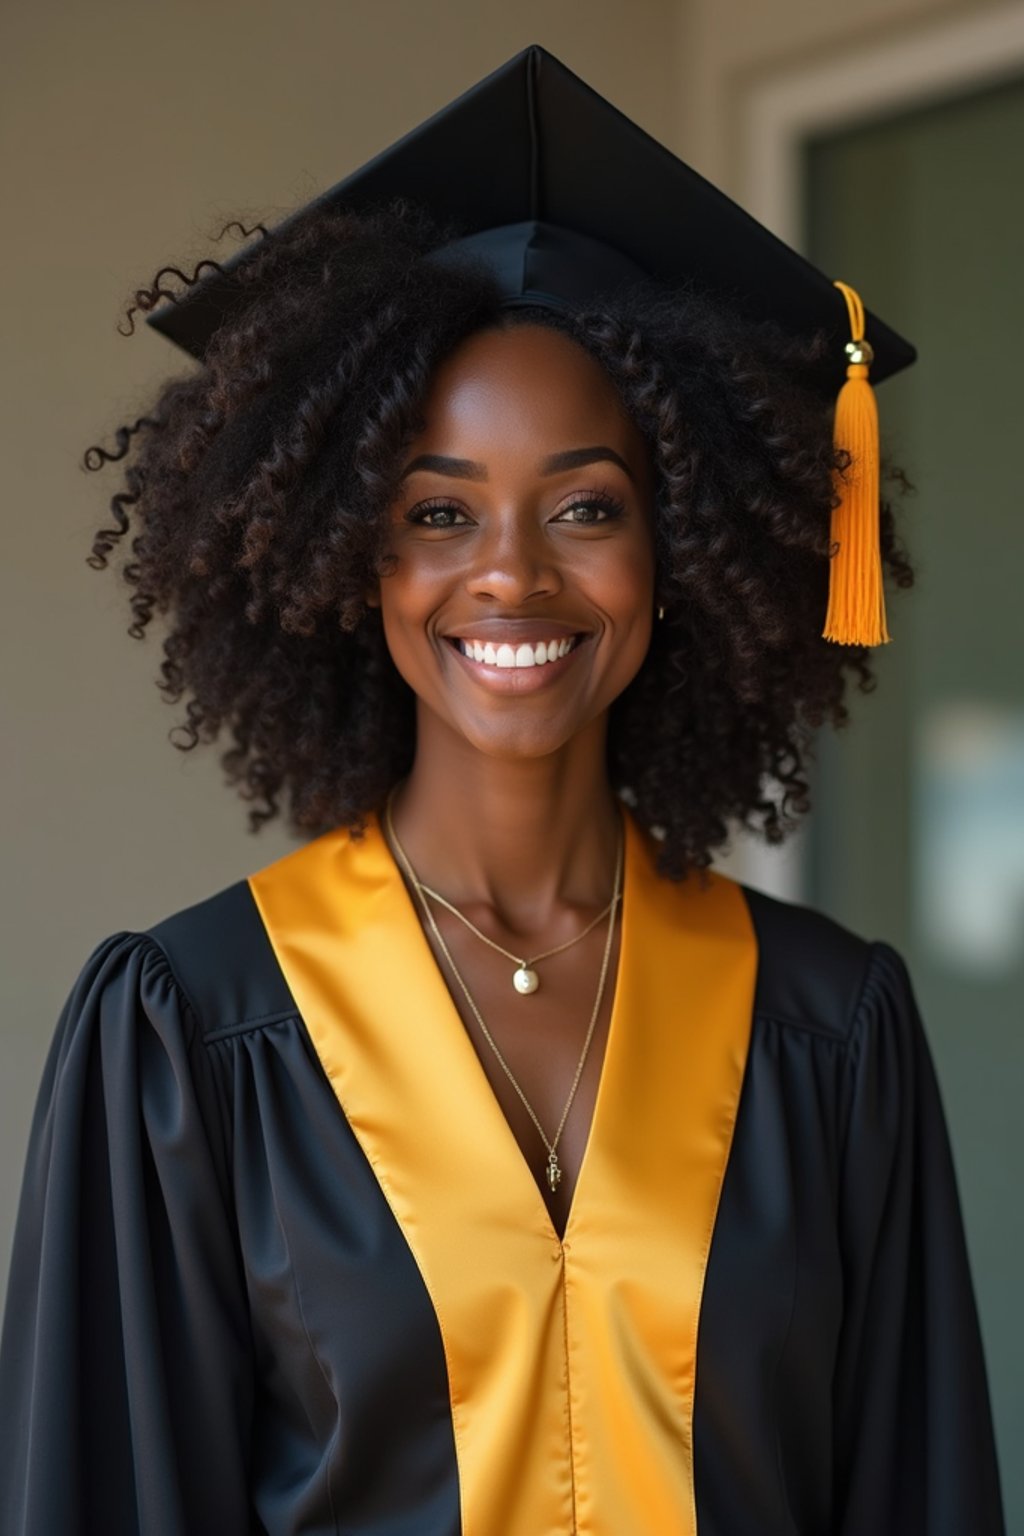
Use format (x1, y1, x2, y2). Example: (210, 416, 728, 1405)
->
(148, 44, 915, 644)
(148, 43, 914, 384)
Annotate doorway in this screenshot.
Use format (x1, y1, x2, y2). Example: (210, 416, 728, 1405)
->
(805, 72, 1024, 1525)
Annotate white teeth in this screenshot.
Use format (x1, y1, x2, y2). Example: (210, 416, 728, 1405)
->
(457, 636, 579, 668)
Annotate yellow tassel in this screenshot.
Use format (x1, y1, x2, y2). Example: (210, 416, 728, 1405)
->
(823, 280, 890, 646)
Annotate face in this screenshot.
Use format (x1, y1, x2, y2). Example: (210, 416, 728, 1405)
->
(375, 323, 656, 762)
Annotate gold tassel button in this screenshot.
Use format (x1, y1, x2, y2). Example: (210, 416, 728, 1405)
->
(823, 281, 890, 648)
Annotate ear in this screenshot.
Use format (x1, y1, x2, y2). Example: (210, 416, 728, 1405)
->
(364, 586, 381, 610)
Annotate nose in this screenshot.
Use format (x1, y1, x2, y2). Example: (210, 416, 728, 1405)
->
(464, 513, 563, 604)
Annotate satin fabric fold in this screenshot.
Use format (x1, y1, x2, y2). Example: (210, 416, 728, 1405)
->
(249, 809, 758, 1536)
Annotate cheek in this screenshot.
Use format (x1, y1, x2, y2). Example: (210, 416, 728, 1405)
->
(379, 585, 428, 671)
(378, 542, 443, 629)
(376, 555, 451, 695)
(601, 532, 657, 672)
(595, 532, 656, 618)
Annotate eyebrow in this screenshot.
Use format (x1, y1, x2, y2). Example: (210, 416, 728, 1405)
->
(399, 445, 636, 483)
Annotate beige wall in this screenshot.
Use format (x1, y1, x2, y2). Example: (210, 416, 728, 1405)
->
(0, 0, 1002, 1288)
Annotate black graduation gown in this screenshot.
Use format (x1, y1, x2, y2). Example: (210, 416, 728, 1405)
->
(0, 811, 1005, 1535)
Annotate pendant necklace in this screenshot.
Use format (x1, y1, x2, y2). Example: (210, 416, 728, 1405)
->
(415, 878, 617, 995)
(384, 790, 623, 1193)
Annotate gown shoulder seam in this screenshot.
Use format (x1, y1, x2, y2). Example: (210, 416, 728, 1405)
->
(140, 932, 302, 1044)
(845, 939, 906, 1065)
(837, 939, 904, 1163)
(143, 879, 297, 1041)
(135, 929, 205, 1045)
(752, 1007, 856, 1045)
(203, 1009, 302, 1043)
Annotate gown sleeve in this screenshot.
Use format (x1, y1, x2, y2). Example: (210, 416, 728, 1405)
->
(0, 933, 256, 1536)
(832, 941, 1005, 1536)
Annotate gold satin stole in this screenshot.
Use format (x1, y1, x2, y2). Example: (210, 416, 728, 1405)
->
(249, 808, 757, 1536)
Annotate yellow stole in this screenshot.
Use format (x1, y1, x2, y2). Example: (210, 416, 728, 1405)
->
(249, 808, 757, 1536)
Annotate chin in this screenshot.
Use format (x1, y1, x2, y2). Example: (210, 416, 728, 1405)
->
(457, 719, 581, 761)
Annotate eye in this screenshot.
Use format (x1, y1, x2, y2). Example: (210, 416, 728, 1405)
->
(406, 499, 471, 529)
(552, 490, 626, 525)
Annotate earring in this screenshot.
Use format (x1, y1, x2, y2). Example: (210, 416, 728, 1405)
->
(657, 604, 665, 621)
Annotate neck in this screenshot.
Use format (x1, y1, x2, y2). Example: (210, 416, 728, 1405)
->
(388, 714, 622, 929)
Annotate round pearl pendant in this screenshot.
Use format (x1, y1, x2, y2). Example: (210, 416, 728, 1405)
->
(513, 965, 539, 995)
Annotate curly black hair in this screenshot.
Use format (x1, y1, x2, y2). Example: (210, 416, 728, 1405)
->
(85, 198, 913, 878)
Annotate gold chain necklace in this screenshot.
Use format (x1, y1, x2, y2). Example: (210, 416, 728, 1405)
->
(416, 876, 616, 996)
(384, 791, 623, 1193)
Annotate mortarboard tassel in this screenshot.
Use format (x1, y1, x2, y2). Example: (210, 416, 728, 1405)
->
(823, 280, 890, 646)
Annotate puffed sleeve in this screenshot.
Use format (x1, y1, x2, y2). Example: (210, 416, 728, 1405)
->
(0, 934, 255, 1536)
(833, 942, 1005, 1535)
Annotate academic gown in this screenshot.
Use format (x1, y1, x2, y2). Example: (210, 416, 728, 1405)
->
(0, 809, 1005, 1536)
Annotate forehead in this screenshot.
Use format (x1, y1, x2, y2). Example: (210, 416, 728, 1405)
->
(413, 323, 640, 455)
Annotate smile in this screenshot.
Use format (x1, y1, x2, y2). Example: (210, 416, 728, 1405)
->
(443, 631, 589, 694)
(453, 636, 579, 668)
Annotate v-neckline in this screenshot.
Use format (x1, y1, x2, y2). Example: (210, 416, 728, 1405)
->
(248, 801, 759, 1536)
(377, 805, 629, 1249)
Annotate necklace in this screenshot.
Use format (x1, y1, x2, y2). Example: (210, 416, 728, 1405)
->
(416, 879, 616, 996)
(384, 791, 624, 1194)
(387, 789, 620, 995)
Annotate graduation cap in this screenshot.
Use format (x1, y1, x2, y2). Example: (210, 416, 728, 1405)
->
(148, 44, 915, 646)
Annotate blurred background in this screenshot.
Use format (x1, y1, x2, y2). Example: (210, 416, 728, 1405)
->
(2, 0, 1022, 1522)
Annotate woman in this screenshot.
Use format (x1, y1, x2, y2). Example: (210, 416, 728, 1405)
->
(0, 46, 1005, 1536)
